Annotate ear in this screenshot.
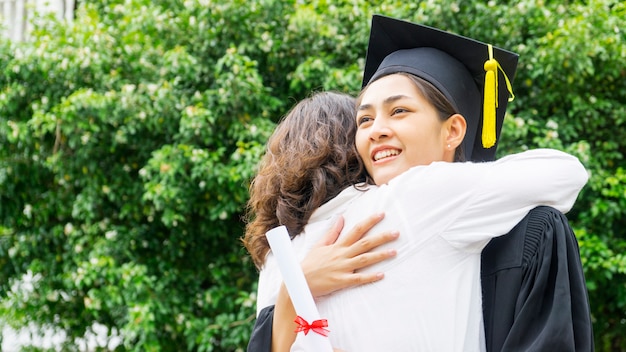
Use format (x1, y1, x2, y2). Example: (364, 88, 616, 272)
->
(444, 114, 467, 149)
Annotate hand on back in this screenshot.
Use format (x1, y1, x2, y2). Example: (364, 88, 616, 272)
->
(301, 213, 399, 298)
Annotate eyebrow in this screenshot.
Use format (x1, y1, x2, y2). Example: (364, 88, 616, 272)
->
(357, 94, 410, 111)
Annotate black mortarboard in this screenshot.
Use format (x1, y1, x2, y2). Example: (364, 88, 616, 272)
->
(362, 15, 519, 161)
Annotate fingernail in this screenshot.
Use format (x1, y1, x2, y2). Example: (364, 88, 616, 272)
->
(376, 272, 384, 279)
(390, 231, 399, 238)
(388, 249, 397, 256)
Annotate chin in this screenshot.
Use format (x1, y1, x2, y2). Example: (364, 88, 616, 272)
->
(373, 165, 412, 185)
(373, 175, 391, 186)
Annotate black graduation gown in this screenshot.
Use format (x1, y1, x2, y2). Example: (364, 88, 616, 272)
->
(481, 206, 594, 351)
(248, 305, 275, 351)
(247, 206, 594, 352)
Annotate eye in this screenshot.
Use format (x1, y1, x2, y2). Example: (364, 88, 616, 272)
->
(356, 115, 373, 126)
(392, 107, 409, 115)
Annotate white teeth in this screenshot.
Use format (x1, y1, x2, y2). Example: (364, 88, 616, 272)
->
(374, 149, 399, 161)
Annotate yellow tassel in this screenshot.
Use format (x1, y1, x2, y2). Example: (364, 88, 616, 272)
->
(482, 44, 516, 149)
(483, 45, 498, 148)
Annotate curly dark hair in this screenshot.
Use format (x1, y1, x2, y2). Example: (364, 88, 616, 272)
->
(243, 91, 367, 268)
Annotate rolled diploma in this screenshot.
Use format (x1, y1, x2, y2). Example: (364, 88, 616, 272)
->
(265, 226, 333, 352)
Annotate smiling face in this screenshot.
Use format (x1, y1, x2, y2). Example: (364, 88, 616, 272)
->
(356, 74, 465, 185)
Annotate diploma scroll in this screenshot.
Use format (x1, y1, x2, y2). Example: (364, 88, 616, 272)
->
(265, 226, 333, 352)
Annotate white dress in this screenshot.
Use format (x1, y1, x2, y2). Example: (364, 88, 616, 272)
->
(256, 149, 588, 352)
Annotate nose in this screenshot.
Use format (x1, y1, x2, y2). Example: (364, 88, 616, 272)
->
(369, 116, 392, 141)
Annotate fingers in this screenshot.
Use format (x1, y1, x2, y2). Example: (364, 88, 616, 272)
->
(302, 212, 399, 296)
(301, 240, 396, 297)
(349, 244, 398, 270)
(346, 229, 399, 259)
(317, 215, 344, 246)
(344, 270, 386, 287)
(336, 212, 385, 246)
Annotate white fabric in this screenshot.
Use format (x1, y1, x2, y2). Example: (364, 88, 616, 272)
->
(256, 149, 588, 352)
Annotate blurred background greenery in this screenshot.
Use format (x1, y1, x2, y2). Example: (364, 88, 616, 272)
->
(1, 0, 624, 351)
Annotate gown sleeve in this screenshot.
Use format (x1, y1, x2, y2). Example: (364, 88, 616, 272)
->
(481, 206, 594, 352)
(247, 305, 274, 352)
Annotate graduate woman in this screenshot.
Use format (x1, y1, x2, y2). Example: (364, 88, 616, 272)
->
(247, 16, 593, 352)
(355, 16, 594, 351)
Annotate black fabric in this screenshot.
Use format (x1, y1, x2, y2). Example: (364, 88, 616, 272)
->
(481, 206, 594, 351)
(247, 305, 274, 352)
(247, 207, 594, 352)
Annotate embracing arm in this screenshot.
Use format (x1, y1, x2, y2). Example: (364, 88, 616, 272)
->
(483, 148, 588, 214)
(431, 148, 589, 246)
(270, 283, 297, 352)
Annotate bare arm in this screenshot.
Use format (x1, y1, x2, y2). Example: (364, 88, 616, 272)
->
(271, 283, 297, 352)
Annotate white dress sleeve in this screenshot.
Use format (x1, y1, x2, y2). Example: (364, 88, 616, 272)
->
(387, 148, 588, 251)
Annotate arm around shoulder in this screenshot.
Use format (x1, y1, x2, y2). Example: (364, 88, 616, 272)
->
(491, 148, 589, 214)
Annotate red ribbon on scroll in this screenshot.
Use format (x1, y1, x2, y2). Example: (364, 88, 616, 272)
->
(294, 315, 330, 337)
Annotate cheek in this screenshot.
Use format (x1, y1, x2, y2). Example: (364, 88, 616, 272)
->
(403, 131, 441, 161)
(355, 131, 369, 160)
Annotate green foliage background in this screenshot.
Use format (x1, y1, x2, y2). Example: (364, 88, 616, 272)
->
(1, 0, 624, 351)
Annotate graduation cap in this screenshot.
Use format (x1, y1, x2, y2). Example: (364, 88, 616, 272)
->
(362, 15, 519, 162)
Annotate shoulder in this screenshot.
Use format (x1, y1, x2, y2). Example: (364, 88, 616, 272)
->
(309, 185, 371, 222)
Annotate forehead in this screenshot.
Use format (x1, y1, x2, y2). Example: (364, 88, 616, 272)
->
(359, 74, 425, 106)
